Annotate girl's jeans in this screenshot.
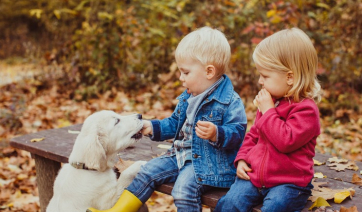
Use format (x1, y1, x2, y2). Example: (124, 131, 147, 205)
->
(126, 156, 212, 212)
(214, 177, 313, 212)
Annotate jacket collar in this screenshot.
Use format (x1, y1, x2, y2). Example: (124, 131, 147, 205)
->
(176, 74, 234, 105)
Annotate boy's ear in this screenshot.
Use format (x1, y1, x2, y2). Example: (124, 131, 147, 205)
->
(286, 71, 294, 86)
(205, 65, 216, 80)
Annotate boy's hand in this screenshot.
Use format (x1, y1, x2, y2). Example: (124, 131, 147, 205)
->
(195, 121, 217, 142)
(236, 160, 252, 180)
(254, 88, 274, 114)
(141, 120, 152, 136)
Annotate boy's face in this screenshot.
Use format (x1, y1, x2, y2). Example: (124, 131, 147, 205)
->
(256, 64, 292, 99)
(177, 58, 211, 96)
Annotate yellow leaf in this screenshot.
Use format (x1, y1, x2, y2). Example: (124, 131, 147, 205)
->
(98, 12, 113, 20)
(58, 119, 71, 128)
(54, 10, 61, 19)
(309, 197, 330, 210)
(267, 9, 276, 18)
(29, 9, 43, 19)
(316, 3, 330, 10)
(17, 173, 28, 180)
(270, 15, 283, 24)
(60, 8, 77, 15)
(314, 172, 326, 178)
(313, 159, 325, 166)
(30, 137, 44, 142)
(334, 191, 351, 203)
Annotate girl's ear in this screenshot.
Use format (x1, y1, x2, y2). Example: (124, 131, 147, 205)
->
(205, 65, 216, 80)
(286, 71, 294, 86)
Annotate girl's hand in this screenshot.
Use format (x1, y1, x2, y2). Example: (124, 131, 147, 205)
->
(195, 121, 217, 142)
(254, 88, 274, 114)
(141, 120, 152, 136)
(236, 160, 252, 180)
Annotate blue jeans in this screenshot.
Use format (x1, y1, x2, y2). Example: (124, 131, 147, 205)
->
(126, 156, 212, 212)
(214, 178, 313, 212)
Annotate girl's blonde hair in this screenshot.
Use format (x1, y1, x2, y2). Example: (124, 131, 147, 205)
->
(253, 28, 322, 103)
(175, 26, 231, 76)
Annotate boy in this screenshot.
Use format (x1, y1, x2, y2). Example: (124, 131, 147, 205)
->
(88, 26, 247, 212)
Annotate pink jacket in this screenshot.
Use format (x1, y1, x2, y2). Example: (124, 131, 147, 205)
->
(234, 98, 320, 188)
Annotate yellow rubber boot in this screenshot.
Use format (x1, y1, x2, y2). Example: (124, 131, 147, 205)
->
(86, 190, 143, 212)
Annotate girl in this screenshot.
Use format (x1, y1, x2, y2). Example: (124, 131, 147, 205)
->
(214, 28, 322, 212)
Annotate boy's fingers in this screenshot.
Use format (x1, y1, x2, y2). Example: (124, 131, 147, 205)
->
(197, 120, 211, 127)
(195, 127, 206, 137)
(196, 124, 208, 132)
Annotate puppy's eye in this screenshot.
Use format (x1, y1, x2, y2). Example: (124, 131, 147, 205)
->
(115, 118, 120, 126)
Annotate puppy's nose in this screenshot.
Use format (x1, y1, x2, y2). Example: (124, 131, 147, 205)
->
(137, 114, 142, 119)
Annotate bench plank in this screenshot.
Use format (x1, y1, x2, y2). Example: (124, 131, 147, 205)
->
(10, 125, 362, 211)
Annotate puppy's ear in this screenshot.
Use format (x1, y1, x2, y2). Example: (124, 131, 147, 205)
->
(83, 132, 108, 172)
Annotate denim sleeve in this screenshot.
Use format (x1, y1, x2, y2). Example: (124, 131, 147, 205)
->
(212, 94, 247, 150)
(150, 102, 181, 141)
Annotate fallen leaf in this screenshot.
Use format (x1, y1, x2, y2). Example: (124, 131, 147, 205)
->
(340, 205, 359, 212)
(30, 137, 44, 142)
(308, 197, 330, 210)
(328, 161, 359, 171)
(68, 130, 80, 134)
(351, 173, 362, 186)
(328, 157, 348, 163)
(314, 172, 326, 178)
(334, 190, 352, 203)
(314, 159, 326, 166)
(309, 180, 355, 202)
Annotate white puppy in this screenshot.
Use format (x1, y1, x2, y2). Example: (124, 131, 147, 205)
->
(47, 110, 147, 212)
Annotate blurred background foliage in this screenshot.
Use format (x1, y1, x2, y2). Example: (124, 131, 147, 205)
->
(0, 0, 361, 113)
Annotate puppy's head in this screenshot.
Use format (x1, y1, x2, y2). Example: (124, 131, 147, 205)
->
(69, 110, 143, 171)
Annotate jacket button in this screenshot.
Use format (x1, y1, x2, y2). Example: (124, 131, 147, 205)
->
(198, 177, 202, 182)
(209, 113, 213, 118)
(183, 99, 186, 102)
(178, 110, 180, 114)
(193, 154, 198, 158)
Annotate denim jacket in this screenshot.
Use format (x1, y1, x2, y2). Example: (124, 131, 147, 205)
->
(150, 75, 247, 188)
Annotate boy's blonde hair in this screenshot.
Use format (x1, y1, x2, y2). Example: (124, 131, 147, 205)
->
(175, 26, 231, 76)
(253, 28, 322, 103)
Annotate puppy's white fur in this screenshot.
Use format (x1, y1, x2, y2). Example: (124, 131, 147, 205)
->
(47, 110, 146, 212)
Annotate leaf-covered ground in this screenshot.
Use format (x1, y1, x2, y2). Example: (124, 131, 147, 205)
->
(1, 63, 361, 211)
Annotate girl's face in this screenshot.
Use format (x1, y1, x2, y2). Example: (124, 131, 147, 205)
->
(177, 57, 211, 96)
(256, 64, 292, 99)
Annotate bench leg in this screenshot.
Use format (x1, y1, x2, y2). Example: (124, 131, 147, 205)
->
(32, 154, 61, 212)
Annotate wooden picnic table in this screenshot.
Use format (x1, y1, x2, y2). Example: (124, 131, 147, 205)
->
(10, 124, 362, 212)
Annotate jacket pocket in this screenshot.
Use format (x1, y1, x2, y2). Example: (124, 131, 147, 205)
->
(201, 108, 224, 125)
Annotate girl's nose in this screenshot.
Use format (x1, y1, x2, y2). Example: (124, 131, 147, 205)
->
(258, 77, 263, 85)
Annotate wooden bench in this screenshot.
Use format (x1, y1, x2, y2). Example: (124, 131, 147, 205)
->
(10, 124, 362, 212)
